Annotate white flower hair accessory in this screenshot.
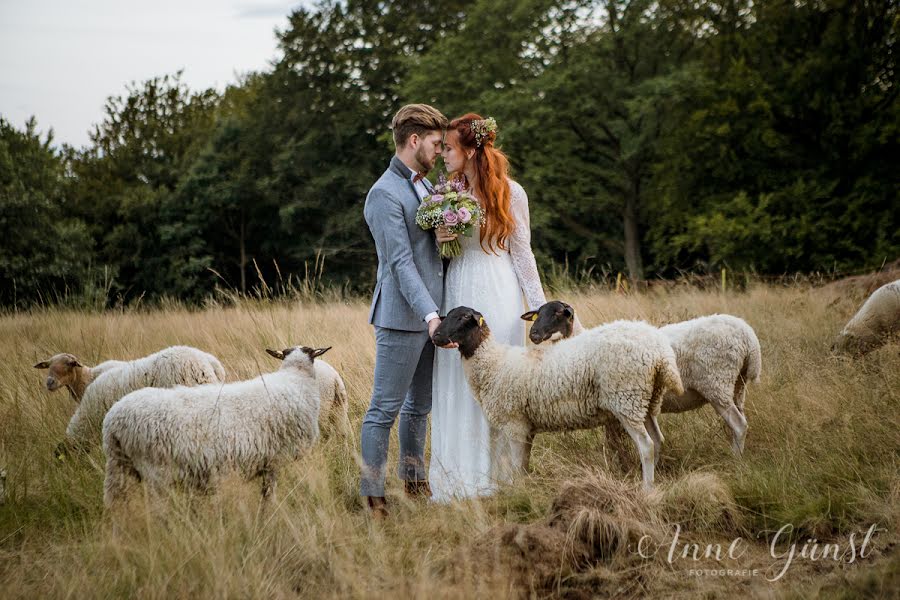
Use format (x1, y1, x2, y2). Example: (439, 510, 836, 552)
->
(472, 117, 498, 147)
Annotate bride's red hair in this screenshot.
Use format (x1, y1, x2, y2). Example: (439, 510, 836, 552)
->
(449, 113, 513, 253)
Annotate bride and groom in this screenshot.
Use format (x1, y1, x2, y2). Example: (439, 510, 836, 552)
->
(360, 104, 547, 516)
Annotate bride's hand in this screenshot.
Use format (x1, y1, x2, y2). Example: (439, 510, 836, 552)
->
(435, 226, 458, 244)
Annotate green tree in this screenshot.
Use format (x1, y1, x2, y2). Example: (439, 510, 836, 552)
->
(650, 0, 900, 274)
(499, 0, 698, 281)
(0, 117, 91, 306)
(67, 72, 219, 300)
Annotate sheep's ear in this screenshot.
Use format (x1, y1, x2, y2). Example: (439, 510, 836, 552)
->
(34, 360, 51, 369)
(520, 311, 538, 322)
(562, 306, 574, 319)
(68, 358, 83, 368)
(266, 348, 285, 360)
(311, 347, 331, 358)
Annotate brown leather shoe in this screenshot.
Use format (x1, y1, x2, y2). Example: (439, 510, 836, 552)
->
(365, 496, 388, 520)
(404, 480, 433, 499)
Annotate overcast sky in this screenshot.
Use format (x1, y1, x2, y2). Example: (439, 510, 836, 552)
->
(0, 1, 309, 148)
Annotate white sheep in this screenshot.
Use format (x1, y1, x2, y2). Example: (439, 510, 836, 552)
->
(832, 279, 900, 356)
(309, 359, 351, 438)
(524, 302, 762, 456)
(33, 354, 127, 403)
(433, 307, 684, 490)
(62, 345, 226, 451)
(101, 345, 328, 506)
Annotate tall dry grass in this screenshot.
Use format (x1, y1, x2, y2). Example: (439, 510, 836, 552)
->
(0, 284, 897, 598)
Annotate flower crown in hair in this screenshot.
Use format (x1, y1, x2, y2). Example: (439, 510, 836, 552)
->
(472, 117, 498, 147)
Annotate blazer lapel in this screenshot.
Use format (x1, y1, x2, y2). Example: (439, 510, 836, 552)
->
(389, 156, 422, 204)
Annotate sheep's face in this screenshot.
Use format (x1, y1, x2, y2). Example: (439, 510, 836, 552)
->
(433, 306, 489, 358)
(266, 346, 331, 375)
(33, 353, 83, 393)
(521, 301, 574, 344)
(831, 329, 876, 356)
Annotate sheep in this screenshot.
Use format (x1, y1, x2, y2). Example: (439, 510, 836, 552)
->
(33, 354, 127, 403)
(432, 307, 684, 490)
(832, 279, 900, 356)
(101, 345, 328, 507)
(312, 359, 351, 439)
(523, 301, 762, 456)
(61, 345, 226, 452)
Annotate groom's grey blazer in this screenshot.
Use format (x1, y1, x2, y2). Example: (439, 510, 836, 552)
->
(364, 156, 443, 330)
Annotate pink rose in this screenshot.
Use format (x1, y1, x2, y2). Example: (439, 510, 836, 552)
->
(457, 207, 472, 223)
(429, 194, 444, 204)
(443, 209, 459, 226)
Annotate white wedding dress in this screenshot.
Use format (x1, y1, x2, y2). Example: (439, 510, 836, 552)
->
(430, 179, 547, 502)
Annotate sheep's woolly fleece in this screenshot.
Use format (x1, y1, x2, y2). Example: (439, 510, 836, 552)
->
(101, 348, 321, 503)
(659, 314, 761, 413)
(833, 279, 900, 355)
(313, 360, 350, 436)
(464, 319, 683, 431)
(65, 346, 225, 445)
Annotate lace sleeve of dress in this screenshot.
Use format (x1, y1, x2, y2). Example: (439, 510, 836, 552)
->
(508, 181, 547, 311)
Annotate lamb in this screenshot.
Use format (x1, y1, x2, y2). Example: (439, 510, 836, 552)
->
(33, 354, 127, 403)
(832, 279, 900, 356)
(433, 307, 684, 489)
(523, 301, 762, 456)
(101, 345, 328, 507)
(60, 345, 226, 451)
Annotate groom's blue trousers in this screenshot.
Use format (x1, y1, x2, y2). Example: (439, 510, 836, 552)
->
(360, 326, 434, 497)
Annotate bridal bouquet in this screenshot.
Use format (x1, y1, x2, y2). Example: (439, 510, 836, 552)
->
(415, 174, 484, 258)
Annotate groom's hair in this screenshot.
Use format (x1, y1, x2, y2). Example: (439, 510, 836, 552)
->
(391, 104, 448, 149)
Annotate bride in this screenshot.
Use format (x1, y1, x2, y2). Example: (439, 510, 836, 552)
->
(430, 114, 548, 502)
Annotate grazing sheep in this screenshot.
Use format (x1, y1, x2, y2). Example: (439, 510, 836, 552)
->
(33, 354, 127, 403)
(524, 302, 762, 456)
(309, 359, 351, 438)
(63, 346, 226, 451)
(101, 345, 327, 507)
(832, 279, 900, 356)
(433, 307, 684, 490)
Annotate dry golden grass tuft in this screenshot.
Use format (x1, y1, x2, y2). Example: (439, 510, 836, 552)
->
(1, 284, 898, 598)
(657, 471, 743, 534)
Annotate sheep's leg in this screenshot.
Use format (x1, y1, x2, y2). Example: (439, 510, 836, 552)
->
(103, 459, 131, 508)
(617, 419, 656, 490)
(644, 414, 664, 466)
(489, 428, 514, 484)
(712, 400, 748, 456)
(492, 423, 530, 483)
(103, 439, 141, 509)
(733, 375, 747, 415)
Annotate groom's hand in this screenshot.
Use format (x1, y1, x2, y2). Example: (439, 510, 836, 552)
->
(435, 226, 458, 244)
(429, 317, 458, 348)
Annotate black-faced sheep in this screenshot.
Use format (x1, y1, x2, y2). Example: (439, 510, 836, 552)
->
(433, 307, 683, 490)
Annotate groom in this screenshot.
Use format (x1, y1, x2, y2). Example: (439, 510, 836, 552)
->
(360, 104, 454, 518)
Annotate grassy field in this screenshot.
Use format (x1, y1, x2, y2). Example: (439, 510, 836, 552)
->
(0, 284, 898, 598)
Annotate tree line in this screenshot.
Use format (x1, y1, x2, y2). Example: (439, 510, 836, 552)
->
(1, 0, 897, 308)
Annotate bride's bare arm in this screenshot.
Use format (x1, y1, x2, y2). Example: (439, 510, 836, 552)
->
(508, 181, 547, 311)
